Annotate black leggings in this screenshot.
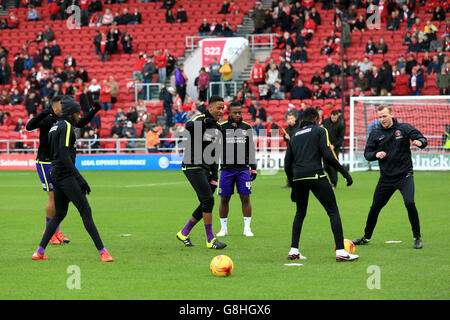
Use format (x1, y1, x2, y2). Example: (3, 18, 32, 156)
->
(184, 168, 216, 220)
(291, 177, 345, 250)
(364, 174, 421, 239)
(40, 174, 104, 251)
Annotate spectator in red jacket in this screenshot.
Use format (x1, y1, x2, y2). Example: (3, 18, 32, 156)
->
(155, 49, 168, 84)
(228, 0, 239, 14)
(251, 59, 266, 86)
(48, 1, 59, 21)
(100, 79, 111, 110)
(425, 0, 438, 13)
(79, 0, 89, 25)
(302, 0, 315, 10)
(304, 12, 316, 34)
(132, 52, 147, 80)
(6, 12, 19, 28)
(392, 68, 410, 95)
(15, 127, 31, 150)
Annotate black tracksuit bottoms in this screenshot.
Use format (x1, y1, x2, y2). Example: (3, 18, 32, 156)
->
(364, 174, 421, 239)
(40, 174, 104, 251)
(291, 177, 345, 250)
(183, 167, 216, 220)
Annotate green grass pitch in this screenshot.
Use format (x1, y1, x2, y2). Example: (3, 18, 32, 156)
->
(0, 170, 449, 300)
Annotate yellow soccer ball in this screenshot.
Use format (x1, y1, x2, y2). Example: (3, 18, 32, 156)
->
(344, 239, 356, 254)
(335, 239, 356, 254)
(210, 255, 234, 277)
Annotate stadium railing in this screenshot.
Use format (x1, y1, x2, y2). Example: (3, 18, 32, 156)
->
(246, 34, 277, 50)
(185, 34, 277, 52)
(134, 83, 163, 103)
(185, 35, 218, 52)
(208, 81, 238, 99)
(0, 136, 294, 154)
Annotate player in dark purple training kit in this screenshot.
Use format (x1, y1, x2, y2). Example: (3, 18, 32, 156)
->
(217, 102, 257, 237)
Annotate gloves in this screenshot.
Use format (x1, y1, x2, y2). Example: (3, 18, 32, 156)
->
(92, 102, 102, 112)
(76, 175, 91, 195)
(344, 173, 353, 187)
(209, 179, 218, 192)
(290, 186, 296, 202)
(250, 170, 257, 181)
(41, 107, 52, 116)
(203, 117, 217, 128)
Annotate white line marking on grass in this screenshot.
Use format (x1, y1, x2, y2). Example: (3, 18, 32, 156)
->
(284, 263, 304, 267)
(124, 182, 186, 188)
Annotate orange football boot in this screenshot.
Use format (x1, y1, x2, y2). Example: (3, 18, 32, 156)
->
(100, 251, 114, 262)
(32, 251, 48, 260)
(55, 231, 70, 243)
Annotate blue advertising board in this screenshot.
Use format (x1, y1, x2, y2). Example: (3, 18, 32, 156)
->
(76, 153, 183, 170)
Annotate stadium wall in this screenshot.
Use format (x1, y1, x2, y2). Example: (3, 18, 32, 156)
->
(1, 153, 449, 171)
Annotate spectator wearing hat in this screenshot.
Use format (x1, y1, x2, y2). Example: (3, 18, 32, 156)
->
(122, 121, 137, 150)
(285, 103, 299, 121)
(405, 54, 418, 74)
(396, 54, 407, 71)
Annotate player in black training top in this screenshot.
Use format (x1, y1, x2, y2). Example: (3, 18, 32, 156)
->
(284, 107, 359, 262)
(26, 95, 101, 245)
(217, 102, 257, 237)
(352, 105, 427, 249)
(176, 95, 227, 249)
(32, 97, 113, 262)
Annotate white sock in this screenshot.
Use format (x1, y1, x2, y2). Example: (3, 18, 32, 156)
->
(220, 218, 228, 230)
(289, 247, 299, 255)
(243, 217, 251, 230)
(336, 249, 348, 256)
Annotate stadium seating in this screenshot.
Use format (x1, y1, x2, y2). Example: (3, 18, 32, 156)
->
(0, 0, 255, 141)
(0, 1, 448, 150)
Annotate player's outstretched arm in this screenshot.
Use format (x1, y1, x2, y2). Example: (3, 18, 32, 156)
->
(284, 140, 294, 183)
(25, 108, 51, 131)
(76, 102, 101, 128)
(319, 128, 353, 186)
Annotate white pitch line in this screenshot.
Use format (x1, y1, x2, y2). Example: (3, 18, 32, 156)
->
(124, 182, 186, 188)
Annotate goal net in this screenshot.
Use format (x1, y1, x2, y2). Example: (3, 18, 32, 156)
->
(349, 96, 450, 172)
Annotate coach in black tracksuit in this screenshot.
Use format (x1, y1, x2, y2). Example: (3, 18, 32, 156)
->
(285, 107, 354, 257)
(176, 96, 227, 249)
(353, 105, 427, 249)
(322, 110, 345, 189)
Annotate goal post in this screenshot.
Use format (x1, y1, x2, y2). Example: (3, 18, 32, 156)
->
(349, 96, 450, 172)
